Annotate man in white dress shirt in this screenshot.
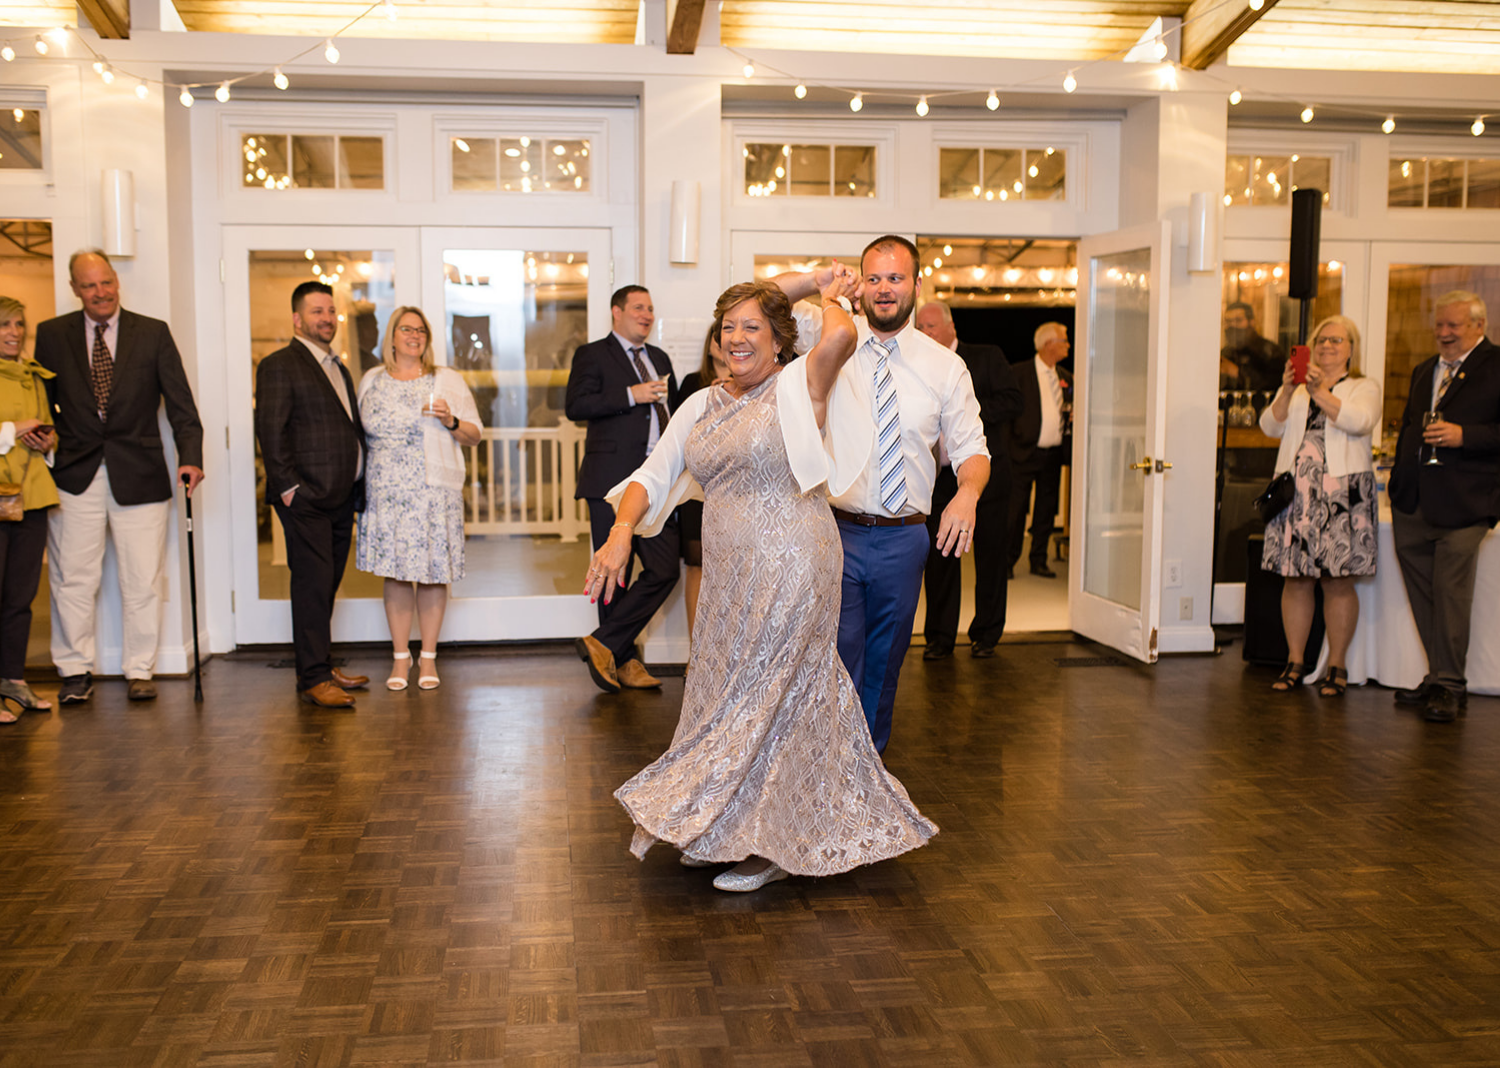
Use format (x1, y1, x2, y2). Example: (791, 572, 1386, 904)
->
(1008, 322, 1073, 579)
(777, 236, 989, 752)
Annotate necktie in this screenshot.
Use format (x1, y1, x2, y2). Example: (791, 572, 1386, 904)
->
(323, 355, 352, 419)
(630, 347, 669, 432)
(1436, 360, 1457, 405)
(872, 338, 908, 514)
(91, 322, 114, 419)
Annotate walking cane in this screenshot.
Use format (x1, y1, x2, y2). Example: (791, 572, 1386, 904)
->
(182, 473, 203, 701)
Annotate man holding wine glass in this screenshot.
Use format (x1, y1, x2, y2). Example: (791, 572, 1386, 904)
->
(1388, 291, 1500, 723)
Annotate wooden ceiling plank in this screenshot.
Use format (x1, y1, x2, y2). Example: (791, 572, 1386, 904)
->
(77, 0, 129, 38)
(667, 0, 707, 53)
(1180, 0, 1280, 70)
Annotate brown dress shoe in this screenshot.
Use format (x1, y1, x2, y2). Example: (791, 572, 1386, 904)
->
(617, 659, 662, 689)
(127, 678, 157, 701)
(575, 635, 620, 693)
(331, 668, 369, 690)
(301, 680, 355, 708)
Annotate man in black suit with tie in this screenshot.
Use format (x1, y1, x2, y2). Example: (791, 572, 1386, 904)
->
(36, 250, 204, 704)
(1009, 322, 1073, 579)
(254, 281, 370, 709)
(566, 285, 679, 693)
(914, 301, 1022, 659)
(1388, 290, 1500, 723)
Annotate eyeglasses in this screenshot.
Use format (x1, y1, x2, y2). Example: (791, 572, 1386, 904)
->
(396, 325, 429, 336)
(1314, 335, 1348, 346)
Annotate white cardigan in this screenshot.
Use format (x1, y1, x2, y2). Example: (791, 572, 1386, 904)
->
(357, 365, 481, 492)
(1259, 375, 1381, 479)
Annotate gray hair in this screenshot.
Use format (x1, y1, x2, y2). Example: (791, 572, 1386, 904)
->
(1034, 321, 1067, 350)
(68, 248, 113, 280)
(920, 301, 954, 325)
(1436, 289, 1488, 326)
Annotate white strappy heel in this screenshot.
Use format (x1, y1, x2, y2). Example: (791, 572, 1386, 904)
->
(387, 651, 412, 691)
(418, 651, 440, 690)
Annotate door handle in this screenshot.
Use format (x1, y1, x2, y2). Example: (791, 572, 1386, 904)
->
(1129, 457, 1153, 472)
(1155, 459, 1173, 473)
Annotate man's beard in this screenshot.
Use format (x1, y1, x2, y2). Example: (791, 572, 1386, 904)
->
(862, 290, 915, 334)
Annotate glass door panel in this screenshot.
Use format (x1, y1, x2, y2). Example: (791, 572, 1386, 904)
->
(1070, 222, 1170, 662)
(420, 227, 611, 641)
(224, 225, 420, 645)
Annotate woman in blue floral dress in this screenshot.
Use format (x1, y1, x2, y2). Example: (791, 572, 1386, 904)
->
(356, 306, 481, 691)
(1259, 315, 1381, 697)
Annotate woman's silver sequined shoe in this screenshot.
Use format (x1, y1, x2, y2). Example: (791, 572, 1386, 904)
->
(712, 862, 788, 892)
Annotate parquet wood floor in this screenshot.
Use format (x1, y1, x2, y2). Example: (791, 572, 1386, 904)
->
(1, 640, 1498, 1066)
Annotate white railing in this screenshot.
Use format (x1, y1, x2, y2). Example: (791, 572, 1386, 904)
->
(464, 419, 590, 541)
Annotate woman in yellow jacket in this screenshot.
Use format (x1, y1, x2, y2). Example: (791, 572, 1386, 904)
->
(0, 296, 60, 721)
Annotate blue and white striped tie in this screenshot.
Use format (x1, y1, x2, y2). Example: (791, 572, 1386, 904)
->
(872, 338, 908, 514)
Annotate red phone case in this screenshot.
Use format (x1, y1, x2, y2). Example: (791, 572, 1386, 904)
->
(1290, 346, 1310, 384)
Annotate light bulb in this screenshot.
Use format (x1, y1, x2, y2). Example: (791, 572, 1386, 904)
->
(1250, 0, 1264, 9)
(33, 36, 48, 55)
(794, 83, 806, 99)
(324, 38, 340, 64)
(100, 66, 114, 85)
(179, 87, 194, 108)
(273, 67, 289, 90)
(742, 61, 754, 78)
(1152, 37, 1167, 61)
(1300, 105, 1314, 124)
(1, 46, 14, 62)
(383, 0, 397, 19)
(12, 107, 22, 121)
(216, 81, 231, 103)
(1063, 71, 1077, 93)
(1473, 117, 1487, 137)
(1229, 88, 1242, 105)
(915, 96, 928, 117)
(135, 80, 149, 100)
(986, 89, 999, 111)
(92, 60, 105, 75)
(850, 93, 863, 113)
(1382, 116, 1395, 134)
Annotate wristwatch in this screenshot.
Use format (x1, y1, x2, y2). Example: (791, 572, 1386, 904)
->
(445, 415, 458, 430)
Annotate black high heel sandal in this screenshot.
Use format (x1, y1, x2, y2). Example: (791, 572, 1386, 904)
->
(1271, 661, 1307, 692)
(0, 679, 49, 715)
(1317, 666, 1347, 698)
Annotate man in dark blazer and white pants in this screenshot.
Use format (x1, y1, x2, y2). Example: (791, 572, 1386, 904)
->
(915, 301, 1023, 659)
(1009, 322, 1073, 579)
(254, 281, 370, 709)
(565, 285, 679, 693)
(1388, 290, 1500, 723)
(36, 250, 204, 704)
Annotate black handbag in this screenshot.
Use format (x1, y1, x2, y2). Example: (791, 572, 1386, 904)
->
(1253, 470, 1294, 523)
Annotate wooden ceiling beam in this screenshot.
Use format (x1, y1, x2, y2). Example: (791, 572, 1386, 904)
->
(78, 0, 131, 39)
(1180, 0, 1279, 71)
(667, 0, 706, 54)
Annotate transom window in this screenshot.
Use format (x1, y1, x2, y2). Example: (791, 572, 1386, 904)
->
(241, 133, 384, 191)
(0, 108, 42, 171)
(451, 136, 591, 193)
(938, 146, 1065, 201)
(1224, 154, 1331, 207)
(1389, 157, 1500, 209)
(743, 143, 876, 198)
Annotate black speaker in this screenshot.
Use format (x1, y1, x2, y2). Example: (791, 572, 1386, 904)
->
(1242, 535, 1325, 666)
(1288, 188, 1322, 301)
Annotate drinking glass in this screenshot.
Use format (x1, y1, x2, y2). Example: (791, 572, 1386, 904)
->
(1422, 410, 1444, 466)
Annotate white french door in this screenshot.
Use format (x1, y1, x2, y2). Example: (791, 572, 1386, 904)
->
(225, 223, 613, 646)
(1068, 221, 1171, 662)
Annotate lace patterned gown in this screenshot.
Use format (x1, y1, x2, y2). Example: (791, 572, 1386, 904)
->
(614, 373, 937, 876)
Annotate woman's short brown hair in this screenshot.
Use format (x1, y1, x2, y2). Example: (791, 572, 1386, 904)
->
(0, 296, 24, 326)
(712, 281, 799, 365)
(381, 306, 436, 377)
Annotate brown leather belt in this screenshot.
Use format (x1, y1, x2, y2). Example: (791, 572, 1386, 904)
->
(831, 508, 927, 527)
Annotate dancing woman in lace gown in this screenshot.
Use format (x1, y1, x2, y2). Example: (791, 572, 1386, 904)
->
(584, 274, 938, 892)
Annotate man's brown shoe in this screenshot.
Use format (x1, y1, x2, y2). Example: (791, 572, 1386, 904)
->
(331, 668, 369, 690)
(617, 659, 662, 689)
(575, 635, 620, 693)
(301, 681, 355, 708)
(127, 678, 157, 701)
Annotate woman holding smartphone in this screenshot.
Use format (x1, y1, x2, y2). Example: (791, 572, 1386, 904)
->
(356, 306, 482, 691)
(1259, 315, 1382, 696)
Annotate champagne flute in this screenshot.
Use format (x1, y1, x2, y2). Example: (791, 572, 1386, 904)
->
(1422, 410, 1444, 466)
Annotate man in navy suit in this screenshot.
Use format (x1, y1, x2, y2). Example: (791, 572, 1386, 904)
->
(566, 285, 679, 693)
(35, 250, 204, 704)
(1388, 291, 1500, 723)
(254, 281, 370, 709)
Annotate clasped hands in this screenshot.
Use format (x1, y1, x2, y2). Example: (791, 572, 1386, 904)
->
(815, 261, 863, 306)
(630, 379, 668, 405)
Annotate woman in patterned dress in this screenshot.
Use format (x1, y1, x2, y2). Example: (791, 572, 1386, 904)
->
(356, 307, 481, 691)
(585, 272, 937, 892)
(1260, 315, 1382, 697)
